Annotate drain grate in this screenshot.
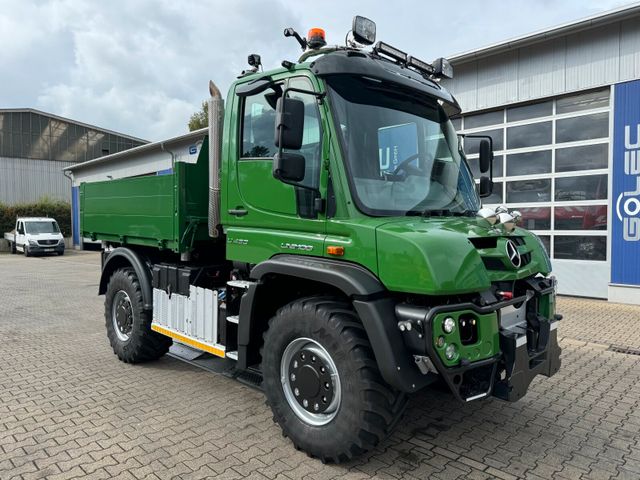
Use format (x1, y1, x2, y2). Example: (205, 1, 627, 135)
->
(607, 345, 640, 356)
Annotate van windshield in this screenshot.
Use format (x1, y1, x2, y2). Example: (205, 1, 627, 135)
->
(326, 75, 480, 216)
(25, 221, 60, 234)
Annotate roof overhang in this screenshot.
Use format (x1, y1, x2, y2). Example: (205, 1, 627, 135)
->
(447, 2, 640, 65)
(64, 128, 207, 173)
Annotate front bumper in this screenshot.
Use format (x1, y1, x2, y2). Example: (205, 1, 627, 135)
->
(28, 244, 64, 254)
(397, 278, 561, 402)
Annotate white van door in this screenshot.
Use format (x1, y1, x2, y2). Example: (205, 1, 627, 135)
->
(15, 221, 26, 250)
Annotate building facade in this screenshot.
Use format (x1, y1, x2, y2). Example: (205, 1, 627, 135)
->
(443, 4, 640, 304)
(0, 109, 146, 205)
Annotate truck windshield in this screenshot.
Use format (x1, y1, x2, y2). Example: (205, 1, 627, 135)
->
(326, 75, 480, 216)
(25, 221, 60, 234)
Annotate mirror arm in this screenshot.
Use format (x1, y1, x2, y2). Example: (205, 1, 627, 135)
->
(282, 86, 326, 104)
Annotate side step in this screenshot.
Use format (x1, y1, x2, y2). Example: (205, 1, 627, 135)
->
(167, 344, 262, 390)
(227, 280, 255, 290)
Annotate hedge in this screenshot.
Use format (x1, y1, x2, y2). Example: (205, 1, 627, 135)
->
(0, 198, 71, 237)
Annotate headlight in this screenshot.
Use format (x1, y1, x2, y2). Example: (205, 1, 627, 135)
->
(28, 240, 38, 246)
(445, 344, 457, 360)
(443, 317, 456, 334)
(59, 239, 65, 245)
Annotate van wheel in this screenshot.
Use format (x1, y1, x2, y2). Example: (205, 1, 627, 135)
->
(24, 246, 30, 257)
(261, 297, 407, 463)
(105, 268, 171, 363)
(10, 242, 16, 254)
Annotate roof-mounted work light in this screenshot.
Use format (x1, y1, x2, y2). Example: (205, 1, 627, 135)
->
(373, 41, 408, 63)
(352, 16, 376, 45)
(407, 55, 435, 75)
(433, 57, 454, 79)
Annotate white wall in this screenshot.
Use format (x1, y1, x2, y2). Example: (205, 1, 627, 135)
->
(0, 156, 73, 204)
(444, 17, 640, 113)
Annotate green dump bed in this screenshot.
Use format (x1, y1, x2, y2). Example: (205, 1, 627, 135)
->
(80, 138, 210, 254)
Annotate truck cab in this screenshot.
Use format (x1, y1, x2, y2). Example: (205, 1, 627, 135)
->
(70, 16, 562, 463)
(6, 217, 65, 256)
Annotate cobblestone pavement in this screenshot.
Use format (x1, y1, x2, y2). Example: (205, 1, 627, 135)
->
(0, 251, 639, 480)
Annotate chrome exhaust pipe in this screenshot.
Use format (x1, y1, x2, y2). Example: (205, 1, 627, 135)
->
(208, 80, 224, 238)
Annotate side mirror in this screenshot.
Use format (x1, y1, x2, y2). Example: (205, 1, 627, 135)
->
(275, 97, 304, 150)
(479, 139, 493, 174)
(479, 176, 493, 197)
(273, 152, 306, 183)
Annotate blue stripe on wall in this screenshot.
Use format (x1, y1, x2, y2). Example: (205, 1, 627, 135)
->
(611, 79, 640, 286)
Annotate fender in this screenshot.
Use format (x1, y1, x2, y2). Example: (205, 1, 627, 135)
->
(239, 254, 431, 393)
(99, 247, 153, 310)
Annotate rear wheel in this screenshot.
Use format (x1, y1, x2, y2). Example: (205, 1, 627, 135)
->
(105, 268, 171, 363)
(261, 297, 407, 463)
(9, 242, 16, 254)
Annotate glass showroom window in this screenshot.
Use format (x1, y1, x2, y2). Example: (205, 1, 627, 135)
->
(459, 87, 610, 262)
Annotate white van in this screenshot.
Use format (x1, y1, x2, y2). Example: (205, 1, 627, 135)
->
(4, 217, 65, 256)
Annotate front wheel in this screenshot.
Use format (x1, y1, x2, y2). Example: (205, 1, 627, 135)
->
(105, 267, 171, 363)
(261, 297, 407, 463)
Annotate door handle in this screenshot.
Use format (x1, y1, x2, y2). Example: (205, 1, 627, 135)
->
(228, 208, 248, 217)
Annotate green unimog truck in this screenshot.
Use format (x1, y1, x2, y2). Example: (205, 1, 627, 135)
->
(68, 16, 562, 462)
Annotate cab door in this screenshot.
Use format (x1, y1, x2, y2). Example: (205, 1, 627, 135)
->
(225, 75, 328, 264)
(16, 221, 26, 249)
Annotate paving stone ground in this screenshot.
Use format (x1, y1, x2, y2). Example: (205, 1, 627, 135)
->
(0, 251, 639, 480)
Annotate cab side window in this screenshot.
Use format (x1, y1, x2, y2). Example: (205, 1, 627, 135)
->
(239, 77, 323, 218)
(17, 222, 23, 234)
(241, 90, 279, 158)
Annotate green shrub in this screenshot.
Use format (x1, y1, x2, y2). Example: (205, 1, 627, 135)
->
(0, 197, 71, 237)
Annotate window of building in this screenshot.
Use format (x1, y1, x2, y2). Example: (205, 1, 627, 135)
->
(506, 121, 552, 149)
(555, 144, 608, 172)
(556, 89, 609, 114)
(506, 101, 552, 122)
(464, 109, 503, 129)
(556, 112, 609, 143)
(506, 150, 551, 176)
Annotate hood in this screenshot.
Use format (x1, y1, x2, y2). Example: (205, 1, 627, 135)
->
(376, 216, 551, 295)
(27, 232, 63, 239)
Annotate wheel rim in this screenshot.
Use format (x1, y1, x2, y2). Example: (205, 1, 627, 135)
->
(112, 290, 133, 342)
(280, 337, 341, 426)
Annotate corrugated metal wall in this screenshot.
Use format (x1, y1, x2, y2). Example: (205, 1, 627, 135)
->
(0, 156, 73, 204)
(444, 17, 640, 113)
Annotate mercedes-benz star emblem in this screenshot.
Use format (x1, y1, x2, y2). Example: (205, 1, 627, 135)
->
(505, 240, 522, 268)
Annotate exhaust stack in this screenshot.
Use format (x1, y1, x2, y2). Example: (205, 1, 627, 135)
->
(208, 80, 224, 238)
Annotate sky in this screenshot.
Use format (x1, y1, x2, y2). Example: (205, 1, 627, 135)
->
(0, 0, 635, 141)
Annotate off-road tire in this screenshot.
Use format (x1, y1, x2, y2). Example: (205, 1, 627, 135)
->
(105, 268, 171, 363)
(261, 297, 407, 463)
